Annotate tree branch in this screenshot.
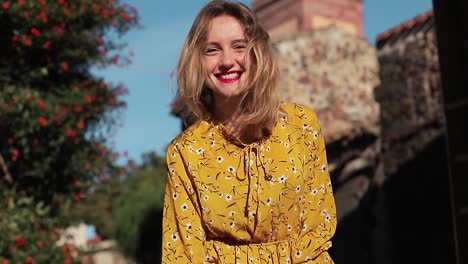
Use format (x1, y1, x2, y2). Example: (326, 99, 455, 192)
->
(0, 153, 13, 184)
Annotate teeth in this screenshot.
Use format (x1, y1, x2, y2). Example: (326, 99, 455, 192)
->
(220, 72, 239, 79)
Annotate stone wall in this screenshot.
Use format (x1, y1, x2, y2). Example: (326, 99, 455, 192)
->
(375, 16, 443, 175)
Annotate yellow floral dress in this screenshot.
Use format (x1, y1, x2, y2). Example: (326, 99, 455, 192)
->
(162, 102, 337, 263)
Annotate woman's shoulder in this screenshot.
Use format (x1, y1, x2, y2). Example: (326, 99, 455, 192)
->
(166, 119, 208, 154)
(280, 101, 320, 125)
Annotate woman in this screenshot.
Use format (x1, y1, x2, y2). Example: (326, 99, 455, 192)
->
(162, 1, 336, 263)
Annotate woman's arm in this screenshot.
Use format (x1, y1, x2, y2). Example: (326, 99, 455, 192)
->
(293, 105, 337, 263)
(162, 143, 216, 264)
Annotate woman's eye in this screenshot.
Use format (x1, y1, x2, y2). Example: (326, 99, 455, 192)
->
(234, 45, 246, 50)
(205, 48, 219, 54)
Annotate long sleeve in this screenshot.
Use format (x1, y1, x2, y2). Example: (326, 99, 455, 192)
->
(162, 143, 215, 264)
(292, 106, 337, 263)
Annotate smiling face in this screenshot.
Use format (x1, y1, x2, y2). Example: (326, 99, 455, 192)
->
(203, 15, 248, 105)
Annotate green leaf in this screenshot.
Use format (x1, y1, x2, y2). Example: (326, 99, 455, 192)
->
(35, 201, 50, 216)
(40, 67, 49, 76)
(17, 197, 33, 206)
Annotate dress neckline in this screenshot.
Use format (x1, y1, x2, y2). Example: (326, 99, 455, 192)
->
(203, 114, 285, 149)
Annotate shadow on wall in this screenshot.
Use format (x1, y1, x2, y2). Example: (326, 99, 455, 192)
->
(382, 135, 454, 264)
(136, 207, 163, 264)
(330, 135, 455, 264)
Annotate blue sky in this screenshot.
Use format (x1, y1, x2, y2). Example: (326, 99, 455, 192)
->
(98, 0, 433, 164)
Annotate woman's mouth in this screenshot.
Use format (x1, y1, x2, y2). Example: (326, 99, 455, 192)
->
(215, 71, 242, 83)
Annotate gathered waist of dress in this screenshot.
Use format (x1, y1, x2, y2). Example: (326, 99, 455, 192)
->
(204, 235, 333, 263)
(207, 236, 296, 247)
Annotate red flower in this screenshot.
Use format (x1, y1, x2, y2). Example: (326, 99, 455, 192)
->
(11, 149, 20, 161)
(15, 236, 25, 247)
(21, 35, 32, 46)
(66, 129, 76, 138)
(36, 241, 43, 248)
(73, 105, 83, 113)
(39, 0, 46, 6)
(101, 8, 109, 18)
(2, 2, 10, 9)
(3, 258, 10, 264)
(61, 62, 69, 71)
(85, 95, 93, 104)
(52, 25, 64, 36)
(109, 97, 116, 104)
(64, 257, 72, 264)
(7, 245, 14, 251)
(17, 0, 25, 6)
(25, 257, 34, 264)
(74, 192, 83, 201)
(58, 0, 67, 6)
(22, 11, 29, 19)
(99, 49, 107, 56)
(43, 41, 51, 49)
(96, 36, 104, 45)
(74, 180, 81, 187)
(64, 8, 70, 17)
(77, 119, 85, 129)
(11, 35, 20, 43)
(84, 162, 91, 170)
(59, 106, 69, 115)
(120, 12, 132, 22)
(39, 12, 48, 23)
(38, 117, 48, 126)
(111, 56, 118, 65)
(31, 28, 40, 37)
(38, 101, 47, 110)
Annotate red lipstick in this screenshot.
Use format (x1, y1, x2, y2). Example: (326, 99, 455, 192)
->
(216, 71, 242, 83)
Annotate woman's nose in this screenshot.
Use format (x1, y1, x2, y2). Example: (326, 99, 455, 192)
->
(219, 51, 235, 70)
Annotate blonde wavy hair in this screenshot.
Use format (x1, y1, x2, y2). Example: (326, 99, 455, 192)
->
(173, 0, 282, 141)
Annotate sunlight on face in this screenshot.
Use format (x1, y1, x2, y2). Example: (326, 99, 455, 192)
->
(203, 15, 248, 105)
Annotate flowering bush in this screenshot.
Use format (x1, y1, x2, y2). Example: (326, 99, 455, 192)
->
(0, 0, 139, 262)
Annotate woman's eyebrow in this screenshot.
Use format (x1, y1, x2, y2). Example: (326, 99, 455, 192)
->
(205, 38, 247, 45)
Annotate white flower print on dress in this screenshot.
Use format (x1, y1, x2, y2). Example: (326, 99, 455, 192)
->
(279, 175, 287, 183)
(311, 188, 319, 196)
(295, 185, 301, 193)
(321, 164, 327, 172)
(196, 148, 204, 154)
(313, 131, 319, 139)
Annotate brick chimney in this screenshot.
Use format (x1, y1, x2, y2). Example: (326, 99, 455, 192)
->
(253, 0, 364, 39)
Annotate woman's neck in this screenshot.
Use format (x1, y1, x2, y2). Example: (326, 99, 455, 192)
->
(212, 96, 241, 125)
